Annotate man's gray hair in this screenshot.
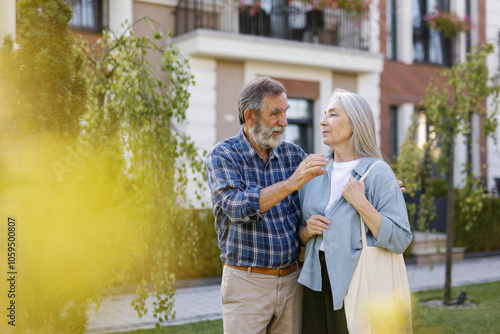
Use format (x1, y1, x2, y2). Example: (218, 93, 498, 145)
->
(331, 89, 383, 160)
(237, 77, 286, 125)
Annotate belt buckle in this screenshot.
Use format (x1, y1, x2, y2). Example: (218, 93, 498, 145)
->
(276, 263, 294, 277)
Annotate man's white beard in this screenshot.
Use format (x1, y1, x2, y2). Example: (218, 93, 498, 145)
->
(249, 118, 285, 149)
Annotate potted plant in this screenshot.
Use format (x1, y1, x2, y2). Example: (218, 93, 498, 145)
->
(424, 8, 472, 38)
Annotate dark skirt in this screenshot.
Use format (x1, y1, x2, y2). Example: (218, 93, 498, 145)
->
(302, 251, 349, 334)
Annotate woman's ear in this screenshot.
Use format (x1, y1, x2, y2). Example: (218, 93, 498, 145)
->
(244, 109, 255, 126)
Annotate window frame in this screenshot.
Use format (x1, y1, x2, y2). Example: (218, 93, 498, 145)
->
(67, 0, 108, 33)
(412, 0, 452, 66)
(386, 0, 398, 60)
(284, 98, 314, 154)
(389, 105, 399, 159)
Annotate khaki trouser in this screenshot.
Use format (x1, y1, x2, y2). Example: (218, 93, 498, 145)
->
(221, 264, 302, 334)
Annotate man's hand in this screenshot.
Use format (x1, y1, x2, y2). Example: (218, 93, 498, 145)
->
(287, 154, 329, 192)
(397, 179, 405, 193)
(258, 154, 328, 213)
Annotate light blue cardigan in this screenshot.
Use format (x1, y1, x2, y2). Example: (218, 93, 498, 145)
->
(297, 156, 413, 310)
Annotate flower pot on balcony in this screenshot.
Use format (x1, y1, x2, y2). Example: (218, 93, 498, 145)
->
(424, 9, 471, 38)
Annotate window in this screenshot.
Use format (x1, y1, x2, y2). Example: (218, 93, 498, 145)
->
(67, 0, 108, 32)
(284, 98, 314, 154)
(465, 0, 471, 53)
(389, 106, 398, 158)
(412, 0, 451, 65)
(386, 0, 398, 60)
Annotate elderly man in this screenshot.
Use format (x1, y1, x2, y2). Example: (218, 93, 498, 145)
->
(206, 76, 328, 334)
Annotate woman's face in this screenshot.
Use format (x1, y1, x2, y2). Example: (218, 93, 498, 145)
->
(320, 98, 354, 150)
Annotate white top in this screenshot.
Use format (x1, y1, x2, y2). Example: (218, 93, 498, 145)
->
(320, 159, 361, 251)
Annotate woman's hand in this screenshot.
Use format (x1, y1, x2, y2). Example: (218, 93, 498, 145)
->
(342, 176, 382, 239)
(299, 215, 330, 245)
(342, 176, 367, 207)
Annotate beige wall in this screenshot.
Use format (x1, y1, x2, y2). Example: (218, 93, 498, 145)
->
(332, 73, 357, 93)
(131, 2, 178, 94)
(271, 77, 320, 100)
(216, 60, 244, 142)
(133, 1, 175, 35)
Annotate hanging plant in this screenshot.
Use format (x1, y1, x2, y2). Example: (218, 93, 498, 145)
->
(424, 8, 472, 38)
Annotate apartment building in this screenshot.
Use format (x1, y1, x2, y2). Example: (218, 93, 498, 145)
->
(127, 0, 384, 158)
(2, 0, 499, 191)
(380, 0, 488, 187)
(485, 0, 500, 192)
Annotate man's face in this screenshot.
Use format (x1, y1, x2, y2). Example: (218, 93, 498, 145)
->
(249, 92, 289, 149)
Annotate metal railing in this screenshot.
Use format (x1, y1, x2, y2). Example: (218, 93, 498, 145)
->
(173, 0, 371, 50)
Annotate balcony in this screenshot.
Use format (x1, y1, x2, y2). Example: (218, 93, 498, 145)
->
(173, 0, 371, 51)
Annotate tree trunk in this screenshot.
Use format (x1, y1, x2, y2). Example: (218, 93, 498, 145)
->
(443, 128, 455, 305)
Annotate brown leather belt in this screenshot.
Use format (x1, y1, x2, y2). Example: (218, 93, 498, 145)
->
(224, 262, 299, 277)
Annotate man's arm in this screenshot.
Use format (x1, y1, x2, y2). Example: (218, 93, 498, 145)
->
(206, 149, 262, 223)
(207, 147, 328, 221)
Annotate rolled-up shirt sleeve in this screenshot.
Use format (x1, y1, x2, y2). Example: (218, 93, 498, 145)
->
(206, 148, 262, 224)
(368, 165, 413, 254)
(298, 188, 308, 226)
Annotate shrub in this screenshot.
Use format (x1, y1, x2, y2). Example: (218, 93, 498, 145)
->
(454, 197, 500, 252)
(170, 209, 221, 280)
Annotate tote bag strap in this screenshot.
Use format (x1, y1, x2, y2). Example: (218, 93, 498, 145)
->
(358, 160, 383, 248)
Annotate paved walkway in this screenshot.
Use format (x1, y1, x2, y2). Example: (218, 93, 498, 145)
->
(86, 255, 500, 334)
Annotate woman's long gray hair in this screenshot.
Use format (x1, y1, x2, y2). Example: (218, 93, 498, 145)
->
(331, 89, 383, 160)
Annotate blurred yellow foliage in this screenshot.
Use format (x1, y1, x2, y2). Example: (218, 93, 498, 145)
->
(0, 134, 138, 332)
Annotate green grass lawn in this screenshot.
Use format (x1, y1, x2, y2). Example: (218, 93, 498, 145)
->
(111, 281, 500, 334)
(109, 319, 223, 334)
(412, 281, 500, 333)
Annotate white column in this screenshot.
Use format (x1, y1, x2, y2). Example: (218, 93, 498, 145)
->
(369, 0, 381, 53)
(109, 0, 133, 36)
(450, 0, 467, 62)
(471, 113, 481, 176)
(397, 0, 413, 64)
(470, 0, 480, 47)
(185, 57, 217, 153)
(184, 56, 217, 208)
(454, 132, 467, 188)
(358, 73, 382, 148)
(0, 0, 16, 42)
(397, 103, 414, 152)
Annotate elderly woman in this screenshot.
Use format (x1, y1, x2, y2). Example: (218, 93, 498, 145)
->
(297, 89, 413, 333)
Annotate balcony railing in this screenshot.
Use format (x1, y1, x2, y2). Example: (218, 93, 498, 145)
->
(173, 0, 371, 50)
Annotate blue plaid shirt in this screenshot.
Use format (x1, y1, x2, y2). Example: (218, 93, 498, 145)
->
(206, 128, 307, 268)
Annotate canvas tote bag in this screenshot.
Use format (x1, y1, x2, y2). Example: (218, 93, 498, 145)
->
(344, 161, 412, 334)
